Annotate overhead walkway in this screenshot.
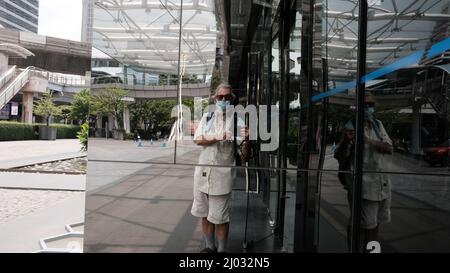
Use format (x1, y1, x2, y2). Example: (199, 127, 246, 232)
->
(91, 82, 211, 99)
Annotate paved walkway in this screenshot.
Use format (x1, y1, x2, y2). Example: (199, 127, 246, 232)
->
(85, 138, 203, 252)
(0, 139, 86, 253)
(0, 192, 85, 253)
(84, 161, 203, 253)
(84, 140, 450, 253)
(0, 139, 85, 169)
(0, 172, 85, 191)
(87, 138, 199, 192)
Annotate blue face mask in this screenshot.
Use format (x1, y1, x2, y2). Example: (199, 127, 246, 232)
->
(216, 100, 231, 110)
(365, 107, 375, 117)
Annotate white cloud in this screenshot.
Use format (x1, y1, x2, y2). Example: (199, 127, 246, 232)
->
(38, 0, 82, 41)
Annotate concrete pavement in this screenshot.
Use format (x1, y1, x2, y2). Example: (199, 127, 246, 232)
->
(0, 139, 86, 253)
(0, 171, 85, 191)
(0, 139, 86, 169)
(0, 192, 85, 252)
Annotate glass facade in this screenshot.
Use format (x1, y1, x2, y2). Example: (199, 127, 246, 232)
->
(85, 0, 450, 253)
(0, 0, 39, 33)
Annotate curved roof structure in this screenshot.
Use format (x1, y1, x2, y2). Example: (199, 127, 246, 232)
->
(322, 0, 450, 82)
(93, 0, 218, 75)
(0, 43, 35, 59)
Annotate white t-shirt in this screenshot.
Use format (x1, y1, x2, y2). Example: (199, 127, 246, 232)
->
(362, 119, 393, 201)
(193, 110, 244, 195)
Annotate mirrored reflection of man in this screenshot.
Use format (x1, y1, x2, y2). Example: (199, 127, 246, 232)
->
(360, 92, 393, 252)
(339, 92, 393, 252)
(190, 83, 246, 253)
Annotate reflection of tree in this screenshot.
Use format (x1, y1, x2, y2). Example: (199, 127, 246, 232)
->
(92, 88, 127, 130)
(376, 107, 413, 133)
(129, 99, 200, 139)
(327, 104, 354, 143)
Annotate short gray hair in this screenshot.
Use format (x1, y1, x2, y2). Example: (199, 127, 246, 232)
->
(214, 83, 235, 98)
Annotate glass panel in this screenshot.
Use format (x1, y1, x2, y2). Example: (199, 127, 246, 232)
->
(175, 0, 217, 165)
(85, 0, 183, 251)
(89, 0, 183, 167)
(313, 0, 359, 252)
(316, 170, 351, 252)
(360, 0, 450, 252)
(380, 174, 450, 252)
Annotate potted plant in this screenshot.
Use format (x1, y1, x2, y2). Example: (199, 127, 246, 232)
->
(34, 92, 63, 141)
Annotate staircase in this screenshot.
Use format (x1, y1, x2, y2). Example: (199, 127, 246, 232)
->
(418, 71, 450, 120)
(0, 66, 33, 110)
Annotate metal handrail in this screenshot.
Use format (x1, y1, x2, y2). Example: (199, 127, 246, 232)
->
(0, 65, 17, 90)
(0, 66, 32, 109)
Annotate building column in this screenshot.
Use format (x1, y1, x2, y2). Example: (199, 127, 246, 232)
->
(85, 70, 91, 86)
(22, 92, 34, 124)
(411, 104, 422, 155)
(108, 113, 114, 131)
(0, 52, 8, 75)
(96, 114, 103, 128)
(123, 107, 130, 134)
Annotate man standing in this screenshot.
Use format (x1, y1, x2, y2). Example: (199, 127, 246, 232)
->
(338, 92, 393, 252)
(191, 83, 245, 253)
(361, 92, 393, 252)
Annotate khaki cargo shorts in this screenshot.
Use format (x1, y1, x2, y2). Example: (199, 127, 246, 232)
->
(191, 188, 231, 225)
(361, 198, 391, 229)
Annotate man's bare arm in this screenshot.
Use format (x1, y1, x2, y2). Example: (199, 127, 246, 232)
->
(194, 137, 219, 146)
(194, 132, 231, 146)
(367, 139, 393, 154)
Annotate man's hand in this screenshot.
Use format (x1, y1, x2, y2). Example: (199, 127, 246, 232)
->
(217, 131, 232, 141)
(366, 138, 393, 154)
(194, 131, 232, 146)
(240, 127, 249, 140)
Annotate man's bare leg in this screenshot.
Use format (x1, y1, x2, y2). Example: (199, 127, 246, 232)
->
(216, 223, 229, 253)
(202, 217, 216, 251)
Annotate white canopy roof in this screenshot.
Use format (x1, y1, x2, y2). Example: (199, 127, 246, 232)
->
(93, 0, 218, 75)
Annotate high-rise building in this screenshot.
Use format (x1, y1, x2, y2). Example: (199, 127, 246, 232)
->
(81, 0, 93, 44)
(0, 0, 39, 33)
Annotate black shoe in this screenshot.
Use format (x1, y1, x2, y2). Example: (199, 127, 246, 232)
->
(200, 247, 216, 253)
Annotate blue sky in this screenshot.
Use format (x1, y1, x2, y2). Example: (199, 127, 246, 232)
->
(38, 0, 82, 41)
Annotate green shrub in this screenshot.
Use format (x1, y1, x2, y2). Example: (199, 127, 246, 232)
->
(0, 122, 80, 141)
(51, 124, 81, 139)
(0, 122, 37, 141)
(125, 132, 135, 140)
(77, 123, 89, 151)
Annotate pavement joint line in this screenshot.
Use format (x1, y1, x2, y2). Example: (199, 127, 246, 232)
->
(0, 186, 85, 192)
(7, 154, 87, 170)
(0, 169, 86, 175)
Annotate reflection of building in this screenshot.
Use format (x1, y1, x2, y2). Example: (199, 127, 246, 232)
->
(90, 0, 217, 134)
(0, 0, 39, 33)
(81, 0, 94, 44)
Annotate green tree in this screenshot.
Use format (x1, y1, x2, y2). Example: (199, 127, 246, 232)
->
(129, 98, 202, 137)
(34, 92, 63, 126)
(92, 88, 127, 130)
(59, 105, 72, 125)
(70, 89, 92, 123)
